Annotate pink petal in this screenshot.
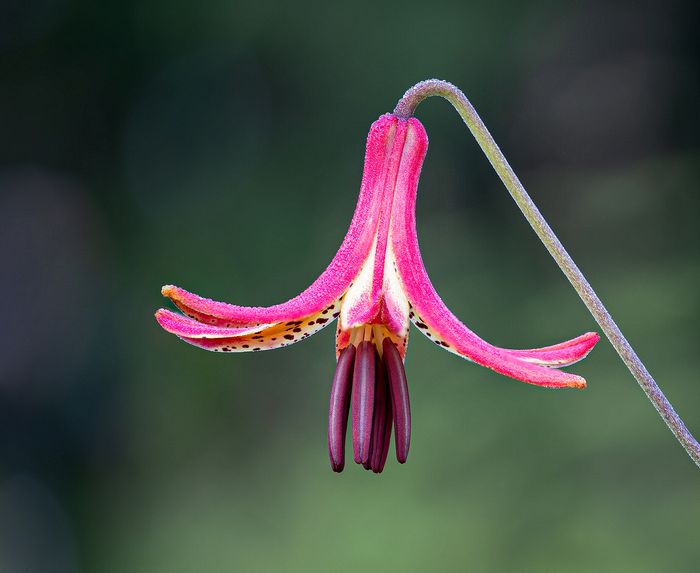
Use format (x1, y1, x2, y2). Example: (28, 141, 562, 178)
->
(160, 114, 399, 327)
(366, 120, 408, 320)
(390, 118, 595, 389)
(156, 299, 341, 353)
(156, 308, 275, 338)
(339, 116, 414, 339)
(378, 244, 411, 337)
(410, 315, 598, 368)
(504, 332, 600, 366)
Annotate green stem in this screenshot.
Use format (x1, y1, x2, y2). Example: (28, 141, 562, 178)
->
(394, 79, 700, 469)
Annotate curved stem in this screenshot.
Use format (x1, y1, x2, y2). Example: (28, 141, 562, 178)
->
(394, 79, 700, 469)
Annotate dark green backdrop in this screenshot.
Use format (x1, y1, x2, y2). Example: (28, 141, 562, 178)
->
(1, 0, 699, 571)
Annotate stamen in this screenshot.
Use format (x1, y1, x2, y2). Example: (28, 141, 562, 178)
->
(349, 327, 364, 346)
(383, 337, 411, 463)
(370, 350, 391, 473)
(352, 340, 376, 465)
(373, 325, 386, 355)
(376, 402, 393, 473)
(362, 345, 382, 471)
(328, 345, 356, 472)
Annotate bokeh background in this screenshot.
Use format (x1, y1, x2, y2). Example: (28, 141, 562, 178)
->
(2, 0, 699, 571)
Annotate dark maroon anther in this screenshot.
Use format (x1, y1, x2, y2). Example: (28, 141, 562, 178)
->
(352, 341, 376, 465)
(375, 404, 393, 473)
(370, 352, 389, 472)
(383, 338, 411, 463)
(328, 345, 356, 472)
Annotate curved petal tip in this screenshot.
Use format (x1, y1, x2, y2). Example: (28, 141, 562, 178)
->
(567, 376, 587, 390)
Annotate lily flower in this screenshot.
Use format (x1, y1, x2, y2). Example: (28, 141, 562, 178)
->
(155, 113, 599, 473)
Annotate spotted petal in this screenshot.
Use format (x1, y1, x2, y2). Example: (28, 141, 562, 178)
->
(390, 118, 597, 388)
(156, 301, 340, 353)
(157, 114, 400, 347)
(409, 313, 598, 368)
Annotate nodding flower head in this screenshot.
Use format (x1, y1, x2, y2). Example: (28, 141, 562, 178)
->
(155, 113, 599, 474)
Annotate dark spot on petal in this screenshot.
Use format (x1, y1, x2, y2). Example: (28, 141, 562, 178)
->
(308, 320, 315, 325)
(415, 322, 428, 329)
(284, 334, 294, 340)
(332, 312, 340, 318)
(242, 344, 249, 348)
(293, 327, 302, 333)
(316, 318, 328, 324)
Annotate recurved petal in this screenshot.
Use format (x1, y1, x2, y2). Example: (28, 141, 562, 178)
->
(155, 298, 341, 353)
(159, 115, 400, 330)
(389, 117, 595, 389)
(408, 306, 588, 388)
(156, 308, 275, 338)
(410, 314, 599, 368)
(504, 331, 600, 366)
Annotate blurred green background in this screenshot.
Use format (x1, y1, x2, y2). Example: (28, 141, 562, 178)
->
(1, 0, 699, 571)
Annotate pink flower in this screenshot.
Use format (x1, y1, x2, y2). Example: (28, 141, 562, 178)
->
(155, 113, 599, 473)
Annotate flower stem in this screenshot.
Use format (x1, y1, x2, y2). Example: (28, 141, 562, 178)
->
(394, 79, 700, 469)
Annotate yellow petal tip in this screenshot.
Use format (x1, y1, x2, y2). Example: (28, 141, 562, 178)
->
(161, 284, 176, 298)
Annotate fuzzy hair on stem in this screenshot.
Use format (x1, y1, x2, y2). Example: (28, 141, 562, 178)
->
(394, 79, 700, 469)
